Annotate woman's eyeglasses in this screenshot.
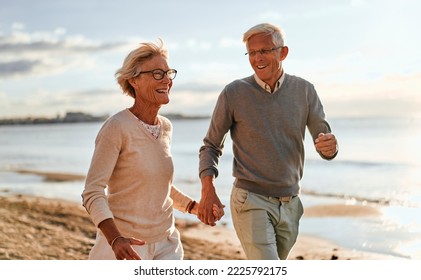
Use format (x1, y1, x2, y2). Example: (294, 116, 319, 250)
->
(135, 69, 177, 80)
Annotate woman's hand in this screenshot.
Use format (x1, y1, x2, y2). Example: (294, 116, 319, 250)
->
(212, 203, 225, 221)
(111, 236, 146, 260)
(98, 218, 146, 260)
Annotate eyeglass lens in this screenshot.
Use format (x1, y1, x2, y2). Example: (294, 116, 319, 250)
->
(153, 69, 177, 80)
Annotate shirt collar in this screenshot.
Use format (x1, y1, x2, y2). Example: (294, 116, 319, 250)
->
(254, 71, 285, 94)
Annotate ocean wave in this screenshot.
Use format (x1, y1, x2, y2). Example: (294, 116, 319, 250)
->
(7, 169, 86, 182)
(305, 159, 409, 168)
(301, 189, 418, 208)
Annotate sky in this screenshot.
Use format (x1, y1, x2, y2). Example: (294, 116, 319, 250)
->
(0, 0, 420, 119)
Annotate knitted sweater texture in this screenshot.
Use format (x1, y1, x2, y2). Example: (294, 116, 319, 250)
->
(82, 109, 191, 243)
(199, 74, 333, 197)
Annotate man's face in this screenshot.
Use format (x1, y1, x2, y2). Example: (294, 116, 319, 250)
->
(247, 33, 287, 88)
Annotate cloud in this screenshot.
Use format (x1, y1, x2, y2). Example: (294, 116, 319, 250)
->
(0, 24, 128, 78)
(319, 72, 421, 118)
(0, 60, 42, 76)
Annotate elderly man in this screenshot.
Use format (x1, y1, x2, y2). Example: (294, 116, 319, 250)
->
(198, 23, 338, 260)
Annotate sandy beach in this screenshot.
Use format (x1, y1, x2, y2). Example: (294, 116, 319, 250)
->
(0, 192, 398, 260)
(0, 169, 403, 260)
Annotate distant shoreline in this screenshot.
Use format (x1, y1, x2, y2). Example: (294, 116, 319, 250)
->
(0, 111, 109, 126)
(0, 111, 210, 126)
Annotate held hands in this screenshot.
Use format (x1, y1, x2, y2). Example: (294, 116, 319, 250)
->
(315, 132, 338, 158)
(197, 176, 225, 226)
(191, 202, 225, 222)
(211, 203, 225, 221)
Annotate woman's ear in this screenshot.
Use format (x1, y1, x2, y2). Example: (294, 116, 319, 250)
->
(128, 77, 138, 88)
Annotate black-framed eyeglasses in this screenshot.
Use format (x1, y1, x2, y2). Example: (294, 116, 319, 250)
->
(135, 68, 177, 80)
(245, 46, 283, 57)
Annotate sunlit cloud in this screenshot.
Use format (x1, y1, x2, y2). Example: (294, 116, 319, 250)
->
(319, 72, 421, 118)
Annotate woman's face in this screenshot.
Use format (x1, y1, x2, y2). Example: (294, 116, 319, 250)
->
(131, 55, 173, 106)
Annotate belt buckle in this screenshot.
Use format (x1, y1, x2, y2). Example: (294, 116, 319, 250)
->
(279, 196, 292, 203)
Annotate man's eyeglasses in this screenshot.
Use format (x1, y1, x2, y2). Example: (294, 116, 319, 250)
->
(135, 69, 177, 80)
(245, 46, 283, 57)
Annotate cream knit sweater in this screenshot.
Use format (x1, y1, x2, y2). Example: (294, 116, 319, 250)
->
(82, 109, 192, 243)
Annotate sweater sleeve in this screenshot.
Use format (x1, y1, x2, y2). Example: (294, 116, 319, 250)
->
(199, 88, 232, 178)
(306, 84, 337, 160)
(81, 118, 122, 227)
(170, 185, 193, 213)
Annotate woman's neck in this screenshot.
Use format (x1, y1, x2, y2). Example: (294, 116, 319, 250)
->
(129, 102, 160, 125)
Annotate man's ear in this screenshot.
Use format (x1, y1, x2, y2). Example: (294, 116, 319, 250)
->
(281, 46, 289, 61)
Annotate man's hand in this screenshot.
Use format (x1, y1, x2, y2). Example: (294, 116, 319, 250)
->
(191, 203, 224, 221)
(315, 132, 338, 158)
(198, 176, 225, 226)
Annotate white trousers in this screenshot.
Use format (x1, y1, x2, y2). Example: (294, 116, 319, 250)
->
(88, 228, 183, 260)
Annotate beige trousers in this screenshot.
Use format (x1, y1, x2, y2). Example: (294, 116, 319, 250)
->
(230, 187, 304, 260)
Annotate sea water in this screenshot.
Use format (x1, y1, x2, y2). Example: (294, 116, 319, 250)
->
(0, 117, 420, 258)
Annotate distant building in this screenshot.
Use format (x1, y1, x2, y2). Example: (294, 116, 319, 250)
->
(63, 112, 108, 123)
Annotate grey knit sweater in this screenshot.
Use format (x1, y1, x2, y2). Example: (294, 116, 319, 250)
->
(199, 73, 334, 197)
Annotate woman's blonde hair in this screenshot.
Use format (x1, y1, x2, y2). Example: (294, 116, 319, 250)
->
(115, 39, 168, 98)
(243, 23, 285, 48)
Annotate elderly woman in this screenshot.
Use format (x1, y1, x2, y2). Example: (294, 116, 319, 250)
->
(82, 39, 221, 260)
